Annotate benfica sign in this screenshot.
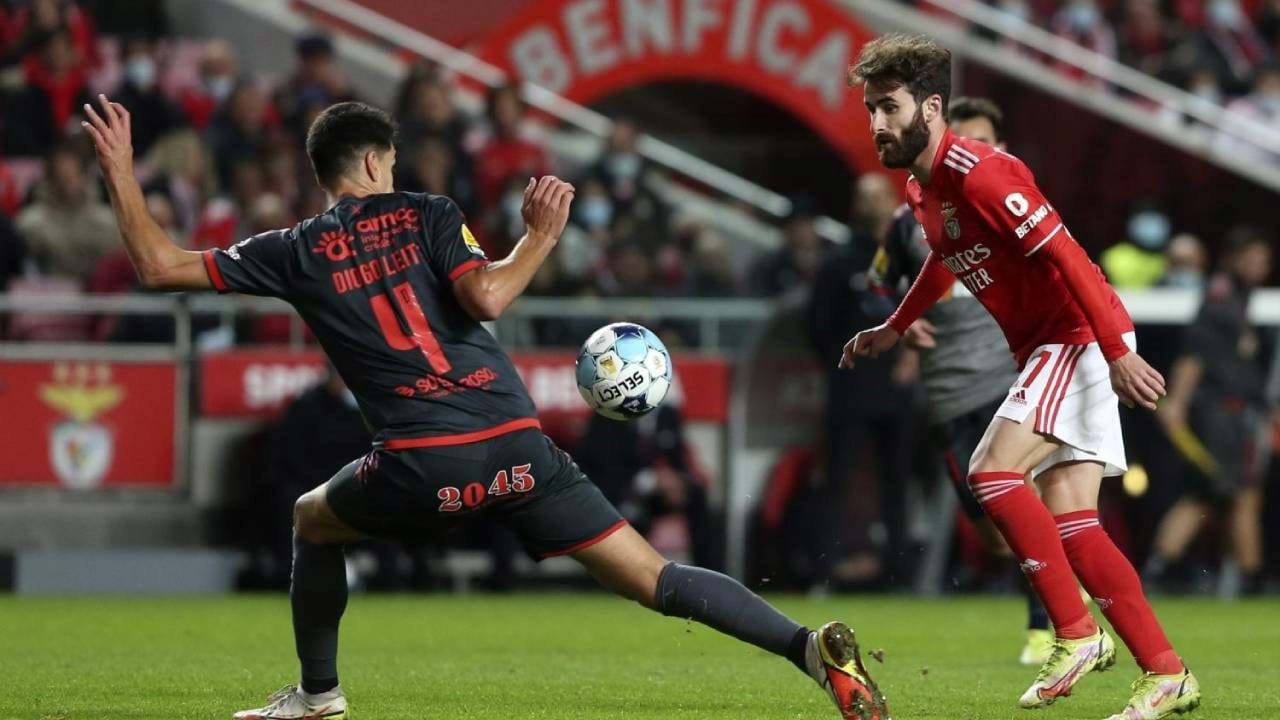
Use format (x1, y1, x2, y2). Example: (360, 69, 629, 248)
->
(473, 0, 882, 171)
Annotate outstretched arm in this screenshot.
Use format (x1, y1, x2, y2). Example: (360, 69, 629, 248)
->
(82, 94, 210, 290)
(839, 251, 951, 369)
(452, 176, 573, 321)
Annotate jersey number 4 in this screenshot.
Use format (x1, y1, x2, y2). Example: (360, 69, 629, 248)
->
(370, 282, 452, 374)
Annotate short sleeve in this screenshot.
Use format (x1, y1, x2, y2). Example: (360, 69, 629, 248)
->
(202, 229, 295, 297)
(422, 195, 490, 283)
(964, 156, 1067, 258)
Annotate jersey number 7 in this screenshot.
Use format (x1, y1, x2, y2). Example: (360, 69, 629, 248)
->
(370, 281, 452, 374)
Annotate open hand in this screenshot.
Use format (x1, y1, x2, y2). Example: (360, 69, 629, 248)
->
(521, 175, 574, 241)
(1110, 352, 1165, 411)
(81, 94, 134, 179)
(839, 324, 901, 369)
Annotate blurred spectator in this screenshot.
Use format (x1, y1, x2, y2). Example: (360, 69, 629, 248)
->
(1260, 0, 1280, 55)
(0, 159, 21, 217)
(2, 28, 91, 156)
(1051, 0, 1118, 87)
(81, 0, 169, 38)
(15, 143, 117, 283)
(599, 240, 654, 297)
(113, 34, 183, 157)
(394, 64, 470, 159)
(0, 212, 26, 291)
(575, 404, 719, 568)
(206, 80, 280, 189)
(474, 84, 549, 214)
(807, 232, 917, 588)
(1118, 0, 1178, 77)
(849, 172, 898, 245)
(748, 201, 826, 297)
(1149, 227, 1275, 595)
(0, 0, 96, 70)
(178, 39, 239, 130)
(680, 223, 739, 297)
(257, 368, 373, 587)
(1161, 233, 1209, 288)
(1214, 63, 1280, 164)
(1170, 0, 1269, 95)
(142, 130, 216, 236)
(275, 32, 356, 135)
(587, 118, 668, 233)
(1101, 202, 1172, 287)
(396, 138, 477, 217)
(190, 157, 267, 251)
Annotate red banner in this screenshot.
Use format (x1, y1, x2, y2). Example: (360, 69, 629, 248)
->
(199, 348, 730, 422)
(0, 360, 176, 487)
(469, 0, 883, 172)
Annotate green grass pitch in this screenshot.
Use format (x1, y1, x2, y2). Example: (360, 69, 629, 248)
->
(2, 594, 1277, 719)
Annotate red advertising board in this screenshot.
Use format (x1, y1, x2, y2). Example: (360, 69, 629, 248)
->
(199, 348, 730, 422)
(0, 360, 176, 487)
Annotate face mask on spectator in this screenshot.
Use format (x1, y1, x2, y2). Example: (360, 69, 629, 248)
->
(1066, 4, 1100, 30)
(126, 57, 157, 90)
(999, 1, 1031, 21)
(607, 153, 642, 181)
(205, 75, 235, 103)
(1128, 211, 1170, 250)
(1208, 0, 1245, 29)
(580, 198, 613, 230)
(1163, 269, 1203, 288)
(1192, 85, 1222, 104)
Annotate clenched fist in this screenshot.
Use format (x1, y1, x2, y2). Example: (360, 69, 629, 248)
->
(522, 175, 574, 242)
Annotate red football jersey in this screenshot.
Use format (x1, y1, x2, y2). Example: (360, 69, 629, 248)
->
(901, 130, 1133, 367)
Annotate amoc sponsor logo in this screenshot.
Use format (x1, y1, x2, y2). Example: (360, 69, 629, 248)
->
(356, 208, 420, 234)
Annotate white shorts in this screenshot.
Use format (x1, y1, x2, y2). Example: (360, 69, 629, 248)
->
(994, 332, 1136, 479)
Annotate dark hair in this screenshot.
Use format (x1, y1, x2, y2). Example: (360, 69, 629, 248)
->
(849, 34, 952, 119)
(948, 96, 1004, 142)
(305, 102, 396, 188)
(1225, 225, 1273, 256)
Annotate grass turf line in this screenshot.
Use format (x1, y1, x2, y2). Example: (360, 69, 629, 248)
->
(1, 595, 1276, 719)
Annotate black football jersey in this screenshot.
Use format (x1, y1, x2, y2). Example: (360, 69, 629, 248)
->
(203, 192, 540, 447)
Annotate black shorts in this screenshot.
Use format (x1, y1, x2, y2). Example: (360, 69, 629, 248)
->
(930, 397, 1005, 522)
(1184, 399, 1269, 502)
(325, 428, 626, 559)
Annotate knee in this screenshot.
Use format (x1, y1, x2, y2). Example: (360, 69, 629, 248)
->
(293, 492, 329, 545)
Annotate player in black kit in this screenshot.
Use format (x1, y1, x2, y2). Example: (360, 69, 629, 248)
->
(84, 95, 889, 720)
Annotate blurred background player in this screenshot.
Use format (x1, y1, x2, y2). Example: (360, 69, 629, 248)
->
(867, 96, 1052, 665)
(1150, 228, 1276, 595)
(843, 34, 1199, 720)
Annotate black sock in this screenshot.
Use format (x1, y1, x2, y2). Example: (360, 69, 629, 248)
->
(292, 536, 348, 695)
(1023, 574, 1050, 631)
(656, 562, 810, 674)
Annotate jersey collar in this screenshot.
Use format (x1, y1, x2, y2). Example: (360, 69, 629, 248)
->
(917, 127, 956, 188)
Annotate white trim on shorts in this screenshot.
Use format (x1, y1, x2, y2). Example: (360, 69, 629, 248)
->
(994, 332, 1136, 478)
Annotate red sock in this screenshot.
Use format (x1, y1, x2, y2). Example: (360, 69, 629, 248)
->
(1056, 510, 1181, 675)
(969, 472, 1095, 638)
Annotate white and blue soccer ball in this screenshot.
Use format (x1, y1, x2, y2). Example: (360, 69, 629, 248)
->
(575, 322, 673, 420)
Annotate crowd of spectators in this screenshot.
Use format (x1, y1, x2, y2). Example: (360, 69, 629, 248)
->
(0, 0, 842, 349)
(922, 0, 1280, 163)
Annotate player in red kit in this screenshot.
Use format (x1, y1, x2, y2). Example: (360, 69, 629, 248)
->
(841, 35, 1200, 720)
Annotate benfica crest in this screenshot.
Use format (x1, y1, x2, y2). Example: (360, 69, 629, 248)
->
(39, 363, 122, 489)
(942, 202, 961, 240)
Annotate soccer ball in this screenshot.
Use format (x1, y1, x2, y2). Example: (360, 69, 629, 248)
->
(575, 322, 673, 420)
